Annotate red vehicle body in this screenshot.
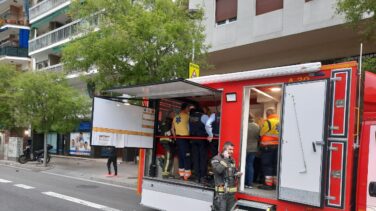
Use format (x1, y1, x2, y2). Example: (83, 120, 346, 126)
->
(190, 62, 376, 211)
(92, 61, 376, 211)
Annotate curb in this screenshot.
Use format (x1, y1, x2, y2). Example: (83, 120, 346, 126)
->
(0, 160, 54, 171)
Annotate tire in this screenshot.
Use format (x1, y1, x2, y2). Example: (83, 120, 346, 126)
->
(18, 155, 28, 164)
(46, 154, 51, 164)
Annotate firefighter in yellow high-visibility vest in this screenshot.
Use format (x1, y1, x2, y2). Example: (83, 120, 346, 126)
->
(259, 109, 280, 190)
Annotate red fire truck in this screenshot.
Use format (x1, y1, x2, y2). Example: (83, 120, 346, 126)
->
(91, 61, 376, 211)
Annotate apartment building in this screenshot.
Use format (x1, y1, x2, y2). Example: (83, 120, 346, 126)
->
(0, 0, 30, 70)
(28, 0, 72, 72)
(28, 0, 93, 156)
(190, 0, 376, 75)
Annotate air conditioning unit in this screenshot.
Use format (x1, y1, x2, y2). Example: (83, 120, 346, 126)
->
(188, 0, 202, 13)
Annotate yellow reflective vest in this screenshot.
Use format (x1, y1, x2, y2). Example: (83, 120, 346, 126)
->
(260, 114, 280, 146)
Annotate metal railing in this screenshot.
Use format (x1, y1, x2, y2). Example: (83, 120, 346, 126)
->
(40, 63, 64, 72)
(0, 47, 28, 57)
(29, 16, 99, 53)
(29, 0, 70, 21)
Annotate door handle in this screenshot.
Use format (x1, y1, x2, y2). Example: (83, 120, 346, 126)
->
(369, 182, 376, 197)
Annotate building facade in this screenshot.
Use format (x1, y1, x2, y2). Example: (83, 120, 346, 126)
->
(28, 0, 94, 156)
(190, 0, 376, 75)
(0, 0, 30, 70)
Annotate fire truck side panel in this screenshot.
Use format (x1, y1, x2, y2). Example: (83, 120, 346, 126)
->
(356, 71, 376, 211)
(205, 63, 359, 210)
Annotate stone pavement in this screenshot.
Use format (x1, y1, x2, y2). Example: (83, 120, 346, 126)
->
(0, 155, 139, 189)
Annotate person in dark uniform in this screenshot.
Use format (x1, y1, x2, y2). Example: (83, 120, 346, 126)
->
(106, 146, 117, 176)
(211, 141, 243, 211)
(189, 109, 208, 183)
(159, 110, 175, 178)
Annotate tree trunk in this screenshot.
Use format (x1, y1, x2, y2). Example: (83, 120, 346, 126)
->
(43, 132, 47, 167)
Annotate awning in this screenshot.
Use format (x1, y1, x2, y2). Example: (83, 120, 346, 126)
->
(31, 7, 69, 29)
(105, 79, 221, 99)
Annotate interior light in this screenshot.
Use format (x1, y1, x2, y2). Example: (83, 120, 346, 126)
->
(270, 87, 281, 92)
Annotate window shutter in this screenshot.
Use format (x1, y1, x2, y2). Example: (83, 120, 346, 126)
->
(216, 0, 237, 23)
(256, 0, 283, 16)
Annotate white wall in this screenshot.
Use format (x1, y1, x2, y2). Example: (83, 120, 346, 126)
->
(196, 0, 345, 52)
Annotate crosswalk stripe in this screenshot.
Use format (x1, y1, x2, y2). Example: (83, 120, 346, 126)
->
(0, 179, 12, 183)
(42, 192, 122, 211)
(14, 184, 34, 189)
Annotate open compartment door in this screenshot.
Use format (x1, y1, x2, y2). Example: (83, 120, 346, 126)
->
(278, 80, 328, 207)
(91, 97, 155, 148)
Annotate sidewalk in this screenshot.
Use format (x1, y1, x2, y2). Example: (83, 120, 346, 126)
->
(0, 155, 139, 189)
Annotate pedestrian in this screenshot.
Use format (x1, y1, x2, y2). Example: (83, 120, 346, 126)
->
(172, 103, 192, 180)
(211, 141, 243, 211)
(106, 146, 117, 176)
(189, 108, 208, 183)
(245, 113, 260, 189)
(259, 109, 280, 190)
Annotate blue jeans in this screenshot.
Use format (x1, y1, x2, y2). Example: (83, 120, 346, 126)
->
(245, 152, 256, 186)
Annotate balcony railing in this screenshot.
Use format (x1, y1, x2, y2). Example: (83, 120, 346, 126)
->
(29, 16, 99, 54)
(40, 63, 64, 72)
(0, 47, 28, 57)
(29, 0, 70, 21)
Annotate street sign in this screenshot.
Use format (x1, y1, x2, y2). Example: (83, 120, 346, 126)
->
(189, 62, 200, 78)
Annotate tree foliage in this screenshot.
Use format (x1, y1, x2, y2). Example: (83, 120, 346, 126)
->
(0, 64, 19, 129)
(337, 0, 376, 40)
(63, 0, 209, 91)
(364, 57, 376, 73)
(10, 71, 90, 134)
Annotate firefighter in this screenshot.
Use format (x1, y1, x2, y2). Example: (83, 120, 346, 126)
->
(211, 141, 242, 211)
(259, 108, 280, 190)
(206, 112, 220, 159)
(172, 103, 192, 180)
(159, 110, 175, 178)
(189, 108, 208, 183)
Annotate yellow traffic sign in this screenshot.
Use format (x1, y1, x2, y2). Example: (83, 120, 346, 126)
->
(189, 63, 200, 78)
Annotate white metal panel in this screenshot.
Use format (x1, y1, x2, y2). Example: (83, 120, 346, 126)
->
(141, 179, 213, 211)
(367, 125, 376, 209)
(91, 97, 154, 148)
(106, 80, 220, 99)
(279, 80, 328, 207)
(189, 63, 321, 84)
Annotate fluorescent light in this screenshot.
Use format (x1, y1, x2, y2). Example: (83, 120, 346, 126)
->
(251, 88, 279, 102)
(270, 87, 281, 92)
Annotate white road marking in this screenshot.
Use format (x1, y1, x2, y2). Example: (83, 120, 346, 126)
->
(0, 179, 12, 183)
(42, 171, 136, 190)
(42, 192, 122, 211)
(14, 184, 34, 189)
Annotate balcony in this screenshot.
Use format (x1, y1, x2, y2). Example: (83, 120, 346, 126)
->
(29, 16, 98, 54)
(29, 0, 70, 21)
(40, 63, 63, 72)
(29, 20, 79, 54)
(0, 47, 28, 57)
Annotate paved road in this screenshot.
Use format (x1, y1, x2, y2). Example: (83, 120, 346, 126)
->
(0, 165, 155, 211)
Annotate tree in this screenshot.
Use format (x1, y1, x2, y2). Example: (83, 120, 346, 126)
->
(364, 57, 376, 73)
(0, 64, 19, 130)
(336, 1, 376, 73)
(11, 71, 90, 166)
(62, 0, 209, 91)
(337, 0, 376, 40)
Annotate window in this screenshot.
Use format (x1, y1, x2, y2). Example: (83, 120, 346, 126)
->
(216, 0, 237, 24)
(256, 0, 283, 16)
